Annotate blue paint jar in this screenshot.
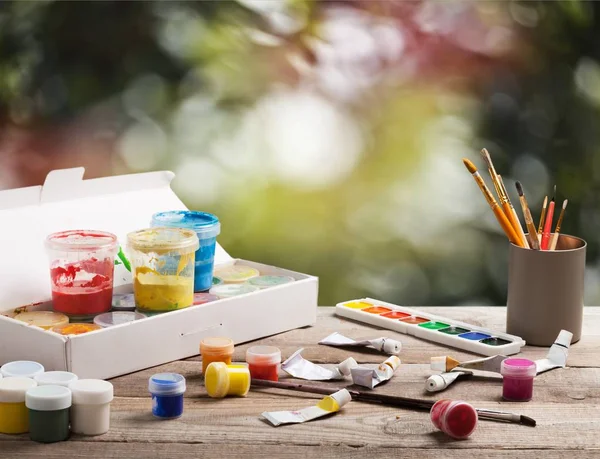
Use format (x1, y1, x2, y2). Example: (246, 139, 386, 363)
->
(151, 211, 221, 292)
(148, 373, 186, 419)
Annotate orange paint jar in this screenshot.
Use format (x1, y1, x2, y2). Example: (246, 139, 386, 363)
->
(200, 337, 234, 374)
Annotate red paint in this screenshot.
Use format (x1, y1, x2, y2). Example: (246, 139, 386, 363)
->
(430, 399, 478, 439)
(541, 200, 555, 250)
(248, 363, 279, 381)
(381, 311, 410, 319)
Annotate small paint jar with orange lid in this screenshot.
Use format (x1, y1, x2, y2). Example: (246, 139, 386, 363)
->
(200, 337, 234, 374)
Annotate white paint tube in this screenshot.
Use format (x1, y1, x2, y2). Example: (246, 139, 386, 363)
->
(281, 348, 358, 381)
(351, 355, 401, 389)
(426, 371, 472, 393)
(319, 332, 402, 355)
(535, 330, 572, 374)
(262, 389, 352, 427)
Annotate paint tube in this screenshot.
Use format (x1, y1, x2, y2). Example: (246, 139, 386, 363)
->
(535, 330, 572, 374)
(319, 332, 402, 355)
(261, 389, 352, 427)
(281, 349, 358, 381)
(431, 355, 507, 374)
(351, 355, 401, 389)
(426, 371, 472, 393)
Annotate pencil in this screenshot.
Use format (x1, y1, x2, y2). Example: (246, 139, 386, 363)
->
(549, 199, 568, 251)
(541, 186, 556, 250)
(498, 175, 529, 248)
(538, 196, 548, 243)
(463, 159, 523, 246)
(515, 181, 540, 250)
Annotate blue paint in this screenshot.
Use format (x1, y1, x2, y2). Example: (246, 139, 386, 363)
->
(151, 211, 221, 292)
(458, 331, 492, 341)
(149, 373, 186, 419)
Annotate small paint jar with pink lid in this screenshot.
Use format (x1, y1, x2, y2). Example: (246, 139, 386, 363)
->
(501, 358, 536, 402)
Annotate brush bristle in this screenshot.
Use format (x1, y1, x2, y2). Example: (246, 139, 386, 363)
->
(515, 181, 524, 197)
(563, 199, 568, 209)
(463, 158, 477, 174)
(552, 185, 556, 201)
(480, 148, 492, 166)
(542, 196, 548, 207)
(520, 415, 537, 427)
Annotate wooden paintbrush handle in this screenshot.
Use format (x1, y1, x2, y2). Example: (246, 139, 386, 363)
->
(493, 206, 523, 246)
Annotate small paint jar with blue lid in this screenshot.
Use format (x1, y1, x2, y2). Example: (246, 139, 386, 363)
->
(149, 373, 186, 419)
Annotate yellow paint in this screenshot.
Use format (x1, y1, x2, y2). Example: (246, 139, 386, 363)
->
(316, 395, 340, 412)
(52, 323, 101, 335)
(0, 402, 29, 434)
(134, 268, 193, 312)
(205, 362, 250, 399)
(342, 301, 372, 309)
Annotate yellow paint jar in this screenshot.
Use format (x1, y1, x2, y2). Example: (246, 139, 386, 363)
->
(205, 362, 250, 399)
(127, 228, 199, 312)
(0, 377, 38, 434)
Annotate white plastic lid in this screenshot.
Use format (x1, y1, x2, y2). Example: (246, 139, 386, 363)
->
(94, 311, 146, 327)
(26, 385, 72, 411)
(0, 377, 38, 403)
(69, 379, 114, 405)
(148, 373, 186, 396)
(246, 346, 282, 366)
(112, 294, 136, 311)
(34, 371, 79, 387)
(209, 284, 260, 298)
(1, 361, 45, 378)
(556, 330, 573, 348)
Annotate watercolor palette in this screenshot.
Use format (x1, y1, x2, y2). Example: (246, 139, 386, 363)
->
(335, 299, 525, 356)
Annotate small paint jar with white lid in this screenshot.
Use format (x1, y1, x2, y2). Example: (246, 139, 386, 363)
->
(0, 377, 38, 434)
(69, 379, 114, 435)
(1, 361, 45, 379)
(501, 358, 536, 402)
(34, 371, 78, 387)
(246, 346, 281, 382)
(149, 373, 186, 419)
(26, 385, 71, 443)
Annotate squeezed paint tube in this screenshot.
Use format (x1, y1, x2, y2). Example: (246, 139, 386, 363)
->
(351, 356, 401, 389)
(281, 349, 358, 381)
(261, 389, 352, 427)
(319, 332, 402, 355)
(535, 330, 572, 374)
(426, 371, 472, 393)
(431, 354, 507, 374)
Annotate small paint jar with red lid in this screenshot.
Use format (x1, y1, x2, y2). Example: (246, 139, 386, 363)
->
(246, 346, 281, 381)
(501, 358, 536, 402)
(430, 399, 478, 439)
(45, 230, 119, 320)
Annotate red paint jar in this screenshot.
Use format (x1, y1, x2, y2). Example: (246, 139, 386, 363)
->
(501, 358, 536, 402)
(430, 399, 478, 439)
(246, 346, 281, 382)
(45, 231, 119, 320)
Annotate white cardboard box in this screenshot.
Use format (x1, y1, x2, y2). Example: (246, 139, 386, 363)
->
(0, 168, 318, 379)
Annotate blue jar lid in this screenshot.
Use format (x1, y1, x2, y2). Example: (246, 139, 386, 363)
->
(149, 373, 186, 396)
(151, 211, 220, 239)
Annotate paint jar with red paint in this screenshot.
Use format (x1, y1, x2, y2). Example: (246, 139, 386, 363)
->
(501, 358, 536, 402)
(45, 231, 119, 320)
(246, 346, 281, 381)
(430, 399, 478, 439)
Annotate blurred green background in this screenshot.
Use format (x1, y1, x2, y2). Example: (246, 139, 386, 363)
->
(1, 0, 599, 306)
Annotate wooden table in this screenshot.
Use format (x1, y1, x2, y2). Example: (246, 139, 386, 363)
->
(3, 307, 599, 458)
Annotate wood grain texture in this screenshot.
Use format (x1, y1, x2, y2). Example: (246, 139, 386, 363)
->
(2, 306, 599, 458)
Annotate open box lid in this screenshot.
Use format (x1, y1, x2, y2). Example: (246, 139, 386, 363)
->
(0, 167, 233, 310)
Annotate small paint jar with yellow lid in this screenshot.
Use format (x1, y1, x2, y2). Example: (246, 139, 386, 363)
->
(205, 362, 251, 399)
(0, 377, 38, 434)
(127, 228, 199, 312)
(12, 311, 69, 330)
(200, 337, 234, 374)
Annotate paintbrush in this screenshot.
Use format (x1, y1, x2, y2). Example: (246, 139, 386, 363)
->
(463, 159, 523, 246)
(541, 186, 557, 250)
(498, 175, 529, 248)
(515, 181, 540, 250)
(480, 149, 527, 247)
(549, 199, 568, 251)
(431, 355, 507, 374)
(538, 196, 548, 242)
(252, 379, 536, 427)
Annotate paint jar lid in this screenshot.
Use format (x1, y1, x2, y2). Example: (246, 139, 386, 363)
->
(555, 330, 573, 348)
(501, 358, 536, 378)
(69, 379, 114, 405)
(148, 373, 186, 396)
(212, 276, 223, 286)
(151, 211, 221, 239)
(247, 275, 295, 289)
(246, 346, 282, 366)
(204, 362, 231, 398)
(51, 323, 102, 336)
(12, 311, 69, 330)
(0, 377, 37, 403)
(430, 399, 478, 439)
(45, 230, 119, 253)
(26, 385, 72, 411)
(1, 361, 45, 378)
(94, 311, 146, 328)
(34, 371, 79, 387)
(112, 294, 136, 312)
(193, 293, 219, 305)
(213, 265, 260, 283)
(200, 337, 234, 355)
(209, 283, 260, 298)
(127, 228, 199, 254)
